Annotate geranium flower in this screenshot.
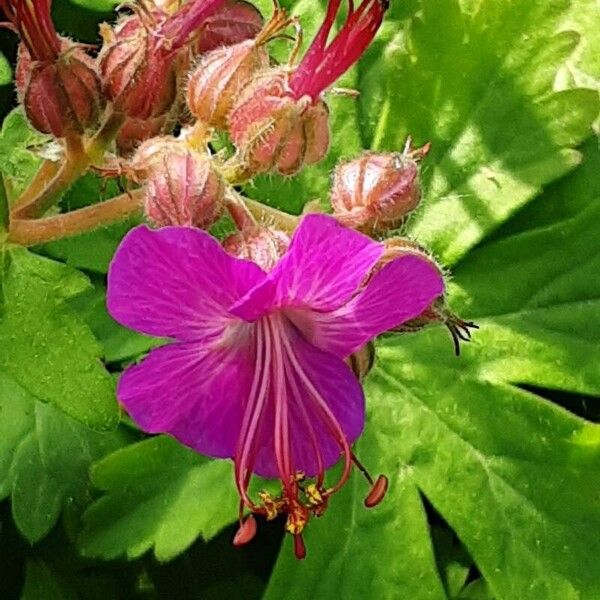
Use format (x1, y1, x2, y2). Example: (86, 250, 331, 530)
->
(107, 214, 444, 557)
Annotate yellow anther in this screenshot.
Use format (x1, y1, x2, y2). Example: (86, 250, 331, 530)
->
(305, 484, 323, 506)
(258, 490, 279, 521)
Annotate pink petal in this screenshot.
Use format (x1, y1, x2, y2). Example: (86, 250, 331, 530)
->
(291, 254, 445, 357)
(118, 338, 254, 459)
(107, 225, 265, 341)
(252, 322, 365, 478)
(231, 214, 383, 321)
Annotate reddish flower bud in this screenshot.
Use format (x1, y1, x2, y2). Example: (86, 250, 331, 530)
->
(195, 0, 263, 54)
(4, 0, 102, 137)
(186, 7, 290, 130)
(228, 70, 330, 175)
(331, 146, 427, 232)
(17, 45, 102, 138)
(99, 0, 228, 119)
(345, 342, 375, 381)
(227, 0, 387, 176)
(223, 224, 290, 271)
(143, 150, 224, 228)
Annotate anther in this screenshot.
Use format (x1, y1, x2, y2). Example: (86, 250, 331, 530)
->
(233, 514, 257, 547)
(294, 534, 307, 560)
(364, 474, 389, 508)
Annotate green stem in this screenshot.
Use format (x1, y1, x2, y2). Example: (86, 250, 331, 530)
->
(11, 109, 125, 219)
(8, 189, 143, 246)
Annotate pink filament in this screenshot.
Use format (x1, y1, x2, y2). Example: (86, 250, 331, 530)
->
(289, 0, 386, 100)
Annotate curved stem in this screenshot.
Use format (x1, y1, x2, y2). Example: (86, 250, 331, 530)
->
(11, 109, 125, 219)
(8, 189, 143, 246)
(10, 160, 61, 214)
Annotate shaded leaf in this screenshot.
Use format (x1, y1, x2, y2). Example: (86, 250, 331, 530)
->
(359, 0, 598, 263)
(0, 376, 128, 542)
(79, 436, 239, 562)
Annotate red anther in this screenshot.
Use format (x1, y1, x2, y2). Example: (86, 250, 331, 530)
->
(232, 515, 257, 546)
(364, 474, 388, 508)
(293, 534, 307, 560)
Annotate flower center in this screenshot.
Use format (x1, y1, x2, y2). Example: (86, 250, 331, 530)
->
(232, 312, 387, 558)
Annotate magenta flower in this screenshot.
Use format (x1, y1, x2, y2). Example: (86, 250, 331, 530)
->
(107, 214, 444, 557)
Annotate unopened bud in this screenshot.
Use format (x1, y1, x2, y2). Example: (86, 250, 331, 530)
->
(16, 43, 102, 138)
(187, 6, 291, 129)
(195, 0, 263, 54)
(223, 225, 290, 271)
(228, 70, 330, 176)
(187, 39, 269, 129)
(144, 151, 224, 228)
(99, 14, 178, 120)
(331, 149, 425, 233)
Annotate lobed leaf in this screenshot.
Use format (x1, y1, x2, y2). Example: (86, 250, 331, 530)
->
(79, 436, 239, 562)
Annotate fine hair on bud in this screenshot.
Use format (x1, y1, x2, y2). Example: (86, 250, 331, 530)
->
(143, 150, 224, 228)
(331, 150, 424, 233)
(187, 6, 291, 130)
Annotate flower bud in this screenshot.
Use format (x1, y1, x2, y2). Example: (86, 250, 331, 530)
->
(223, 224, 290, 271)
(144, 151, 224, 228)
(99, 15, 178, 120)
(346, 342, 375, 381)
(16, 43, 102, 138)
(187, 6, 289, 130)
(228, 69, 330, 176)
(380, 238, 477, 355)
(331, 151, 422, 232)
(187, 39, 269, 129)
(195, 0, 263, 54)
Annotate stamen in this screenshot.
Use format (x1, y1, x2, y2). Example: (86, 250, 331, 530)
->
(364, 474, 388, 508)
(293, 534, 307, 559)
(233, 514, 257, 546)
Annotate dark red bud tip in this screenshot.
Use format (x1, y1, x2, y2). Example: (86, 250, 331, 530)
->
(233, 515, 257, 547)
(293, 534, 307, 560)
(364, 474, 389, 508)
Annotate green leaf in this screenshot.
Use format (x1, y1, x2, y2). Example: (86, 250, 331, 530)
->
(0, 108, 48, 199)
(457, 579, 495, 600)
(79, 436, 239, 562)
(358, 0, 598, 264)
(0, 52, 11, 86)
(68, 280, 163, 364)
(39, 173, 142, 274)
(0, 173, 8, 236)
(68, 0, 120, 10)
(0, 247, 118, 428)
(0, 376, 129, 543)
(266, 189, 600, 598)
(21, 560, 77, 600)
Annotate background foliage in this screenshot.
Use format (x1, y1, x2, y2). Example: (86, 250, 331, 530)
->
(0, 0, 598, 598)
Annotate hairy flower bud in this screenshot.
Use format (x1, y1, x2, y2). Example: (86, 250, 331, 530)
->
(195, 0, 263, 54)
(187, 7, 291, 129)
(228, 69, 330, 175)
(99, 14, 177, 120)
(143, 150, 224, 228)
(99, 0, 228, 119)
(4, 0, 102, 137)
(227, 0, 386, 176)
(331, 149, 424, 232)
(379, 238, 477, 354)
(223, 224, 290, 271)
(17, 45, 102, 138)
